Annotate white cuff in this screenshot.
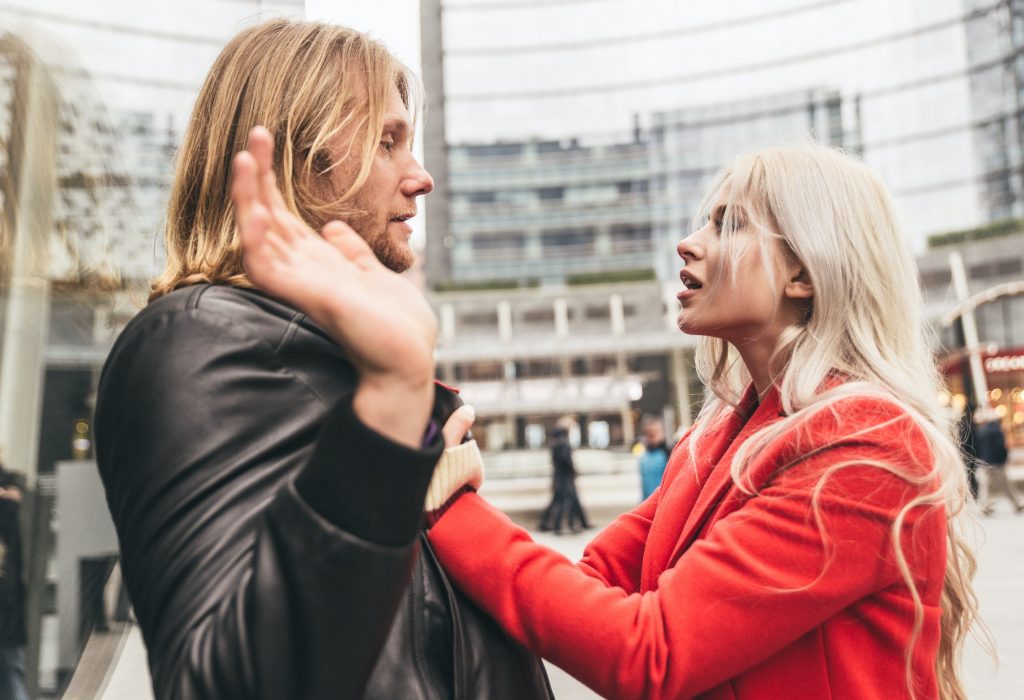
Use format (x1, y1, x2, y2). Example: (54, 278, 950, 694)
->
(425, 439, 484, 512)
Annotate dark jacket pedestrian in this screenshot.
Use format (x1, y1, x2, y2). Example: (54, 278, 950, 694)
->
(972, 415, 1023, 514)
(539, 426, 590, 534)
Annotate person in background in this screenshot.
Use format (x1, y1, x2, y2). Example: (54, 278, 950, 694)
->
(0, 458, 27, 700)
(538, 419, 591, 534)
(638, 415, 672, 500)
(971, 409, 1023, 515)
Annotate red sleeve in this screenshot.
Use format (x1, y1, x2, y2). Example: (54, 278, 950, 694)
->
(428, 430, 944, 699)
(573, 489, 658, 592)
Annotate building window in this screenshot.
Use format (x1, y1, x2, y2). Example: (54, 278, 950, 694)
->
(538, 187, 564, 201)
(465, 191, 496, 204)
(610, 224, 652, 253)
(460, 310, 499, 327)
(471, 232, 525, 260)
(970, 258, 1023, 279)
(920, 269, 952, 289)
(541, 227, 595, 256)
(466, 143, 523, 158)
(522, 308, 555, 324)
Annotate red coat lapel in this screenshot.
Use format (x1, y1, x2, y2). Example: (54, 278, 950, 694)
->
(665, 386, 785, 567)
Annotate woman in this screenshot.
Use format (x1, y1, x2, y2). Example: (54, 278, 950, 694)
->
(238, 144, 978, 699)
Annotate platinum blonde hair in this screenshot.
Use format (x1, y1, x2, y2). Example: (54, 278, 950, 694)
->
(684, 144, 980, 700)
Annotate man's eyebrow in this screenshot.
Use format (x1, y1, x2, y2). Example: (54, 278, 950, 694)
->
(383, 117, 409, 135)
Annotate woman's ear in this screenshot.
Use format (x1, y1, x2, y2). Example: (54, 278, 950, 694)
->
(785, 265, 814, 300)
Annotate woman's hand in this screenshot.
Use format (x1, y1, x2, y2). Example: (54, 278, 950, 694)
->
(442, 405, 477, 448)
(231, 127, 437, 447)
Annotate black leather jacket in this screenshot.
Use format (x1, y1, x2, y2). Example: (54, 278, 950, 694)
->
(95, 284, 552, 699)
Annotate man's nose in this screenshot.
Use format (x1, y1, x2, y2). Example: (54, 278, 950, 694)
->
(404, 158, 434, 197)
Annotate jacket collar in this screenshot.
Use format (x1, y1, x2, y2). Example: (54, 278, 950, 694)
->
(668, 384, 785, 564)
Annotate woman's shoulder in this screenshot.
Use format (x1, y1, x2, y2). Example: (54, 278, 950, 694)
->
(779, 389, 934, 477)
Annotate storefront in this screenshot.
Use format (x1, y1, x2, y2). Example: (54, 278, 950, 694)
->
(942, 347, 1024, 449)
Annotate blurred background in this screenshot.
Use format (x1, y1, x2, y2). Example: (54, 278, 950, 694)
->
(0, 0, 1022, 697)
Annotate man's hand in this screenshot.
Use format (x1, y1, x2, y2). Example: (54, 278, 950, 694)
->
(231, 127, 437, 448)
(0, 486, 22, 503)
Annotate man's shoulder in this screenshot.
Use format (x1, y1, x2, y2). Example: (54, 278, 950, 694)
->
(144, 284, 296, 325)
(118, 284, 320, 350)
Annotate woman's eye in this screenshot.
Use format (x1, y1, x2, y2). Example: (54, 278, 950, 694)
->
(380, 140, 394, 153)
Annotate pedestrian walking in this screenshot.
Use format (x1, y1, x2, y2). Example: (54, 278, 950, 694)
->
(539, 421, 591, 534)
(972, 410, 1024, 515)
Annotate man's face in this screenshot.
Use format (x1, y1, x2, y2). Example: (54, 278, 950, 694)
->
(331, 85, 434, 272)
(643, 423, 664, 447)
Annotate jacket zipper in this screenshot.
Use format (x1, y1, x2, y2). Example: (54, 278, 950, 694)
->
(420, 532, 465, 700)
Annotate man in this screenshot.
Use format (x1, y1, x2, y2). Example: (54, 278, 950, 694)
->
(538, 419, 590, 534)
(95, 20, 551, 699)
(638, 415, 671, 500)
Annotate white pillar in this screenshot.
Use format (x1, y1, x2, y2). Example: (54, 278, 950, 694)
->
(498, 300, 513, 343)
(948, 252, 990, 408)
(672, 346, 692, 429)
(554, 297, 569, 339)
(610, 293, 625, 336)
(0, 54, 57, 487)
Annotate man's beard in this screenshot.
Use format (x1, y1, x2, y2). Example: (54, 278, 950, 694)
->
(343, 198, 414, 273)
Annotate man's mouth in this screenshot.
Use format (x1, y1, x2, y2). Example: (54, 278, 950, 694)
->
(390, 213, 414, 223)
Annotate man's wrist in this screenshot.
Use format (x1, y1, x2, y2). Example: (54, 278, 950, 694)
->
(353, 376, 434, 449)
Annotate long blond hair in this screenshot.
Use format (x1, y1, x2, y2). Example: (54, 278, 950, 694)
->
(150, 19, 421, 301)
(685, 144, 980, 699)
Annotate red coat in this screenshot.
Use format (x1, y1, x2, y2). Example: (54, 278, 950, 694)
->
(429, 387, 946, 699)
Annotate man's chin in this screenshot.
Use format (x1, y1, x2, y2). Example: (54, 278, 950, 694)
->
(374, 235, 415, 273)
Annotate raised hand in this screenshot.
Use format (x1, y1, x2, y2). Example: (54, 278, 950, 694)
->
(231, 127, 437, 447)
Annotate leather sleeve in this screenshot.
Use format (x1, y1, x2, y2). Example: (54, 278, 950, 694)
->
(95, 300, 442, 699)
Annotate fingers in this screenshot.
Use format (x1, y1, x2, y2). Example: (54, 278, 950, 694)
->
(231, 151, 258, 230)
(321, 220, 379, 267)
(442, 404, 476, 448)
(246, 126, 288, 212)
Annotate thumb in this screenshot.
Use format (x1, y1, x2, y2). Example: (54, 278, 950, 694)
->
(442, 404, 476, 448)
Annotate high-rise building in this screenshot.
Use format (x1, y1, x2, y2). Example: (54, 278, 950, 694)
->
(421, 0, 1024, 452)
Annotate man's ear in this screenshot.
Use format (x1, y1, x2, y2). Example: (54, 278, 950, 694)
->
(785, 265, 814, 300)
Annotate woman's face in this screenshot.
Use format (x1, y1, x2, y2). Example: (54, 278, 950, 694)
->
(675, 186, 809, 356)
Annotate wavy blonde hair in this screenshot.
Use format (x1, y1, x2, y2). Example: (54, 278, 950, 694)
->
(150, 19, 421, 301)
(684, 144, 981, 700)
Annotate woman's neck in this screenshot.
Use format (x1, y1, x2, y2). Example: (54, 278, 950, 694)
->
(735, 341, 784, 399)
